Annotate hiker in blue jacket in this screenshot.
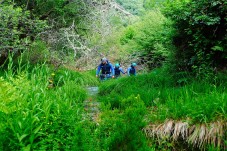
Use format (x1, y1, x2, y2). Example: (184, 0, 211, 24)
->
(127, 63, 137, 76)
(96, 58, 115, 80)
(114, 63, 125, 78)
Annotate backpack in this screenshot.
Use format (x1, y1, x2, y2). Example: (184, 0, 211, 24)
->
(129, 66, 135, 75)
(114, 67, 121, 75)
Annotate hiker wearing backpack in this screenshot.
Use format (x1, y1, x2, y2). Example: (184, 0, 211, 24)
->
(114, 63, 125, 78)
(127, 63, 137, 76)
(96, 58, 115, 80)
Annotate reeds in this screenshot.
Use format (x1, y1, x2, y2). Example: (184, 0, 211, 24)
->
(143, 119, 227, 150)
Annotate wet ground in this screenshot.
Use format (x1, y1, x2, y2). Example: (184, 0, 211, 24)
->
(83, 86, 100, 121)
(86, 86, 99, 96)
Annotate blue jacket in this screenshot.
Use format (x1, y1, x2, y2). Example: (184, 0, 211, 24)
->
(96, 62, 115, 76)
(127, 66, 136, 76)
(114, 67, 125, 76)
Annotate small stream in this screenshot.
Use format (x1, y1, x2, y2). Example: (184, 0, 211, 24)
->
(83, 86, 100, 121)
(86, 86, 99, 96)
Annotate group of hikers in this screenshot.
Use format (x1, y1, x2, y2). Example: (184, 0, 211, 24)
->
(96, 57, 137, 80)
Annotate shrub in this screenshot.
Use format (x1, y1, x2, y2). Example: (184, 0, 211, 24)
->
(163, 0, 227, 78)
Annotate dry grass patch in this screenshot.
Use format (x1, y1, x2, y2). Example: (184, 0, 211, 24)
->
(143, 119, 227, 150)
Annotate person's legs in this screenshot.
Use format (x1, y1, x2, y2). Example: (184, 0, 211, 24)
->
(100, 74, 105, 81)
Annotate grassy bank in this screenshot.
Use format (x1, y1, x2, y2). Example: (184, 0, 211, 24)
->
(98, 69, 227, 150)
(98, 70, 226, 123)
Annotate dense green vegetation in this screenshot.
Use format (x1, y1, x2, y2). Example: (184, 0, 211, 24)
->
(99, 69, 227, 123)
(0, 0, 226, 150)
(162, 0, 227, 78)
(98, 68, 226, 150)
(0, 60, 99, 150)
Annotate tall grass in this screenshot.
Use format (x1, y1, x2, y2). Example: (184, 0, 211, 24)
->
(98, 69, 227, 123)
(95, 95, 150, 151)
(1, 54, 226, 150)
(148, 81, 227, 123)
(98, 69, 227, 150)
(0, 59, 98, 150)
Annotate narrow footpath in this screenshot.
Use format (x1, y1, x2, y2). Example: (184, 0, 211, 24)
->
(83, 86, 100, 121)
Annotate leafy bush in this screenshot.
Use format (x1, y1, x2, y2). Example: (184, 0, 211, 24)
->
(0, 3, 47, 66)
(162, 0, 227, 78)
(120, 27, 135, 45)
(22, 40, 50, 65)
(120, 10, 175, 69)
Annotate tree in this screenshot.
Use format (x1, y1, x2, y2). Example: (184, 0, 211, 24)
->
(0, 3, 47, 65)
(163, 0, 227, 77)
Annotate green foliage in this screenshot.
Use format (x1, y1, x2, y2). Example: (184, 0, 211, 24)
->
(149, 82, 227, 123)
(98, 70, 227, 123)
(0, 63, 96, 150)
(13, 0, 94, 28)
(54, 68, 99, 87)
(99, 68, 174, 108)
(1, 62, 226, 150)
(143, 0, 167, 9)
(162, 0, 227, 78)
(22, 40, 50, 64)
(115, 0, 145, 15)
(0, 77, 20, 114)
(59, 81, 87, 103)
(120, 27, 135, 45)
(96, 95, 149, 151)
(120, 10, 175, 68)
(0, 3, 47, 65)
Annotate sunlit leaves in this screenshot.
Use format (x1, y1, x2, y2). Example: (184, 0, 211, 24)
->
(120, 10, 174, 68)
(0, 77, 19, 114)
